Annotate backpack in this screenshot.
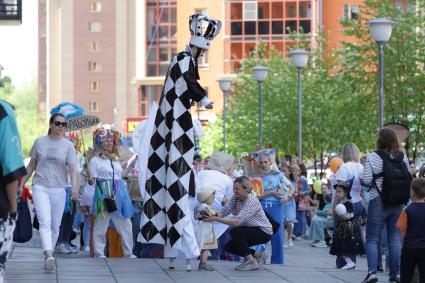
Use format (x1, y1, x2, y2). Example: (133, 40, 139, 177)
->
(373, 150, 412, 208)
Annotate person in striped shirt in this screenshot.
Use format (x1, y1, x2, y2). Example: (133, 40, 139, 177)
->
(203, 176, 272, 271)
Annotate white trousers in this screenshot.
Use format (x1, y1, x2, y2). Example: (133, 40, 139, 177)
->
(93, 211, 133, 257)
(32, 184, 66, 252)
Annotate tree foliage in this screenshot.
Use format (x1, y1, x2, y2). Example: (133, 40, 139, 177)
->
(0, 81, 46, 156)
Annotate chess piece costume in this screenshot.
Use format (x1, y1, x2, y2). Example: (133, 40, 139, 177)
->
(138, 14, 221, 258)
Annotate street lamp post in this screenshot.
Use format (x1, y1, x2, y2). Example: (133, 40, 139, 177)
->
(252, 66, 269, 149)
(217, 76, 233, 152)
(290, 49, 310, 162)
(366, 18, 396, 129)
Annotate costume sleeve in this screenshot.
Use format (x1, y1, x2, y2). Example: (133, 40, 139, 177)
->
(280, 173, 291, 186)
(221, 196, 236, 217)
(344, 201, 354, 214)
(396, 209, 408, 231)
(183, 59, 207, 102)
(89, 158, 98, 178)
(0, 105, 26, 184)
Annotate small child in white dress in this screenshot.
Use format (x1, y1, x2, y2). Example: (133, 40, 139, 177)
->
(194, 186, 218, 271)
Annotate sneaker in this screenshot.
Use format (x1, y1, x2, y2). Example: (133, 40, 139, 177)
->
(254, 252, 268, 266)
(185, 263, 192, 272)
(198, 263, 215, 271)
(125, 254, 137, 259)
(340, 261, 356, 270)
(284, 241, 289, 248)
(44, 256, 55, 272)
(64, 243, 78, 254)
(361, 272, 378, 283)
(313, 241, 327, 248)
(238, 259, 260, 271)
(96, 255, 106, 259)
(288, 239, 294, 247)
(235, 259, 249, 270)
(389, 277, 400, 283)
(83, 246, 90, 252)
(54, 243, 72, 255)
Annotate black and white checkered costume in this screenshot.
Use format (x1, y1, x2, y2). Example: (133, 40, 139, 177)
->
(139, 14, 221, 257)
(138, 48, 208, 256)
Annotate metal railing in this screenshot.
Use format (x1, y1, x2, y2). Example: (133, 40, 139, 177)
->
(0, 0, 22, 21)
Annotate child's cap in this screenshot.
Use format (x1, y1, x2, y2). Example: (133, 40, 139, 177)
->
(197, 186, 215, 203)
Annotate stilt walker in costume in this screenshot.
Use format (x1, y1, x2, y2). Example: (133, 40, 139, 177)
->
(138, 14, 221, 271)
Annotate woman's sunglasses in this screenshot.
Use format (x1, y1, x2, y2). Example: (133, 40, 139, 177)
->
(53, 121, 68, 127)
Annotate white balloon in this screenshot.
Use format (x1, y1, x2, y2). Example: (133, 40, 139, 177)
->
(335, 203, 347, 217)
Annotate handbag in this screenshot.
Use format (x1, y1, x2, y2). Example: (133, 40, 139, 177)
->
(99, 159, 117, 213)
(264, 210, 280, 234)
(13, 197, 33, 243)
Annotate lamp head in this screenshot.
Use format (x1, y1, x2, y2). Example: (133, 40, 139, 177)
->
(252, 66, 269, 82)
(290, 49, 310, 69)
(366, 18, 396, 44)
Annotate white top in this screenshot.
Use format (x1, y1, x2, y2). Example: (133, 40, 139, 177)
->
(30, 135, 77, 188)
(89, 156, 123, 180)
(363, 151, 409, 200)
(196, 169, 233, 208)
(334, 162, 364, 204)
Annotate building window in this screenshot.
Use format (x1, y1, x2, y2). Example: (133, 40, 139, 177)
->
(89, 2, 102, 12)
(88, 101, 101, 112)
(139, 85, 161, 117)
(89, 42, 102, 52)
(89, 81, 101, 92)
(88, 22, 102, 32)
(243, 1, 257, 21)
(146, 1, 177, 77)
(88, 61, 102, 72)
(344, 5, 359, 20)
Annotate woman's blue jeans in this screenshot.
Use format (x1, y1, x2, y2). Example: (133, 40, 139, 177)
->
(294, 210, 307, 237)
(262, 203, 284, 264)
(366, 197, 403, 278)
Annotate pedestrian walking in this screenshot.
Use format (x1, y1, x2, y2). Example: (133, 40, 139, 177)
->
(0, 100, 26, 283)
(203, 176, 272, 271)
(20, 113, 79, 272)
(362, 128, 411, 283)
(89, 128, 136, 258)
(396, 178, 425, 283)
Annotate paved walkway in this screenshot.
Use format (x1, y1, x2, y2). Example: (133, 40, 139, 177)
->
(5, 231, 389, 283)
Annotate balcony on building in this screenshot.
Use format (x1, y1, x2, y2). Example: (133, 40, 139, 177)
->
(0, 0, 22, 25)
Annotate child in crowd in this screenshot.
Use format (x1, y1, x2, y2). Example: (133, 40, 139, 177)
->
(329, 180, 364, 270)
(310, 194, 333, 248)
(396, 177, 425, 283)
(195, 186, 218, 271)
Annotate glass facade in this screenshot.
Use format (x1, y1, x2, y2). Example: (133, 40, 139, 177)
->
(229, 0, 313, 70)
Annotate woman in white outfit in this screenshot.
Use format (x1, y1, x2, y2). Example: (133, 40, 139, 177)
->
(20, 113, 79, 272)
(88, 128, 136, 258)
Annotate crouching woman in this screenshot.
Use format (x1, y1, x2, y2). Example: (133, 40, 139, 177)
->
(203, 176, 272, 271)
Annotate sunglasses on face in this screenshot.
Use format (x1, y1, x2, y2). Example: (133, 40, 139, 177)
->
(53, 121, 68, 127)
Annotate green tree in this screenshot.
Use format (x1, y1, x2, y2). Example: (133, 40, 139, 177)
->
(339, 0, 425, 160)
(0, 81, 46, 156)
